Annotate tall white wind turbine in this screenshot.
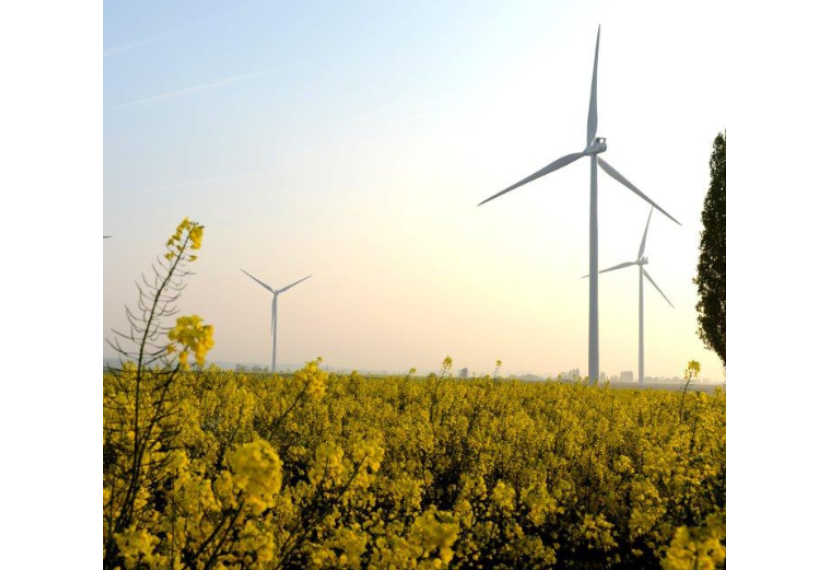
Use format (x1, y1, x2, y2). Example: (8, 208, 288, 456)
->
(585, 208, 674, 385)
(241, 270, 312, 373)
(478, 26, 680, 384)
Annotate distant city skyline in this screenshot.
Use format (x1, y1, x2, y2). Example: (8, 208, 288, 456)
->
(104, 0, 726, 380)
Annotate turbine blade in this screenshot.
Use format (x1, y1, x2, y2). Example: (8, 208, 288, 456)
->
(241, 269, 274, 293)
(643, 269, 674, 308)
(278, 274, 312, 293)
(638, 208, 654, 259)
(587, 25, 601, 145)
(598, 158, 681, 226)
(478, 152, 585, 206)
(581, 260, 636, 278)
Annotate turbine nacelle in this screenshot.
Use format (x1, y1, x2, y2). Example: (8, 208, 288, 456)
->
(638, 257, 649, 266)
(584, 137, 607, 156)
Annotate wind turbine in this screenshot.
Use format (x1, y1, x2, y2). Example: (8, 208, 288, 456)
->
(477, 26, 680, 384)
(584, 208, 673, 385)
(242, 270, 312, 373)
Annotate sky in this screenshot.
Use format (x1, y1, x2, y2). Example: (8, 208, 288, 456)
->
(104, 0, 726, 380)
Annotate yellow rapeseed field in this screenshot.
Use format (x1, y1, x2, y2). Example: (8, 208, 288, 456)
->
(103, 219, 725, 570)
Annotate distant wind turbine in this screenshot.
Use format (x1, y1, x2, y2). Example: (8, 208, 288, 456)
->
(584, 208, 673, 385)
(477, 26, 680, 384)
(241, 270, 312, 373)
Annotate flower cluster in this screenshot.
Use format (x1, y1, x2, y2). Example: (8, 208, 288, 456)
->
(164, 217, 203, 261)
(167, 315, 215, 369)
(227, 439, 283, 514)
(661, 513, 726, 570)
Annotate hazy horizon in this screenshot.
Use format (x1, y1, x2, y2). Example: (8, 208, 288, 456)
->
(104, 0, 726, 380)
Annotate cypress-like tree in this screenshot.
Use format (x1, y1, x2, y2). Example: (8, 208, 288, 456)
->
(694, 132, 726, 365)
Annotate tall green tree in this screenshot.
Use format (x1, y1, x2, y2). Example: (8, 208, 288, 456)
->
(695, 132, 726, 365)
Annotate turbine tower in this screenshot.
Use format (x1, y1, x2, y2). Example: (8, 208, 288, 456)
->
(477, 26, 680, 384)
(585, 208, 674, 384)
(242, 270, 312, 373)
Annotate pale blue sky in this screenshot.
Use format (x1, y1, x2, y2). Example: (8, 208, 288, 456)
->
(104, 0, 726, 379)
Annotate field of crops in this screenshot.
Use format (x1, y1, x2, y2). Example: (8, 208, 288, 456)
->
(103, 359, 725, 570)
(103, 219, 725, 569)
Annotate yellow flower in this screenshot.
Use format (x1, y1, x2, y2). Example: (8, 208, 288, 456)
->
(661, 517, 725, 570)
(165, 217, 204, 258)
(228, 439, 283, 515)
(114, 526, 158, 568)
(167, 315, 215, 369)
(295, 358, 328, 400)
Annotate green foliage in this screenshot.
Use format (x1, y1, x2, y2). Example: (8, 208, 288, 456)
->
(695, 132, 726, 365)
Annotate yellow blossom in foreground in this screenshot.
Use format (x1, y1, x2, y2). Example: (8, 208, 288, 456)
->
(228, 440, 283, 515)
(661, 514, 725, 570)
(167, 315, 214, 369)
(114, 526, 159, 569)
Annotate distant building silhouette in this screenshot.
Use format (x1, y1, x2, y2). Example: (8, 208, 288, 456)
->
(620, 371, 634, 383)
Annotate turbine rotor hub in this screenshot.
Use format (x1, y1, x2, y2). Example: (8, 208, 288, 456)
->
(639, 257, 649, 266)
(584, 137, 607, 156)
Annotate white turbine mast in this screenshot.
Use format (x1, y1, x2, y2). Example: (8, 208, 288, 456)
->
(241, 269, 312, 373)
(478, 26, 680, 384)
